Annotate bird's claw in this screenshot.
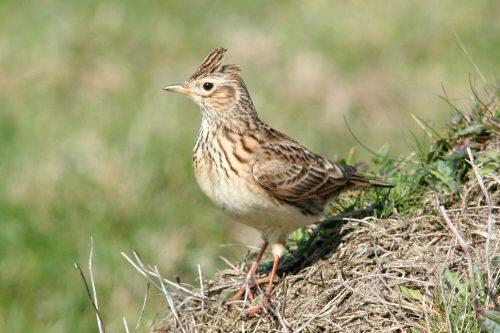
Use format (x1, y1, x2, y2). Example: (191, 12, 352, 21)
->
(227, 274, 274, 302)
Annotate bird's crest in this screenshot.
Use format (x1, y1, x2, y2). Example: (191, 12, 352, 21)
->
(189, 47, 227, 80)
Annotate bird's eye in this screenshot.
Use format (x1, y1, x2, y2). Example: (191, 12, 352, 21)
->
(203, 82, 214, 91)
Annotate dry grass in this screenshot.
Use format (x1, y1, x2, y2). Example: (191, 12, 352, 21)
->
(150, 209, 497, 332)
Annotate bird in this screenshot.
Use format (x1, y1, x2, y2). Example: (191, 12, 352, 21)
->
(163, 47, 392, 316)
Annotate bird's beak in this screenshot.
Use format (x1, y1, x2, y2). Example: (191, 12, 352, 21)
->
(163, 83, 191, 95)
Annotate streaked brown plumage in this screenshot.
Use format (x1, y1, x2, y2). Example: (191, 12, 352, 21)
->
(164, 47, 392, 316)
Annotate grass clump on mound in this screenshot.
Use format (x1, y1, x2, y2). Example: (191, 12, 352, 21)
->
(121, 84, 498, 332)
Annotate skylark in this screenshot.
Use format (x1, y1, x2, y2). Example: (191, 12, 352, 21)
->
(164, 48, 392, 316)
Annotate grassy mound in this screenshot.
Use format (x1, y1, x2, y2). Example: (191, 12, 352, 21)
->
(125, 85, 498, 332)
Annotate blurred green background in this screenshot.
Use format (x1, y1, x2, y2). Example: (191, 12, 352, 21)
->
(0, 0, 497, 331)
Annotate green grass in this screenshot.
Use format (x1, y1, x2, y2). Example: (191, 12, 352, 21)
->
(289, 81, 498, 243)
(328, 84, 499, 218)
(0, 1, 498, 332)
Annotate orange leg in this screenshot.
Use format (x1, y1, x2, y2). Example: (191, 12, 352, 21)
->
(245, 254, 280, 318)
(227, 241, 269, 302)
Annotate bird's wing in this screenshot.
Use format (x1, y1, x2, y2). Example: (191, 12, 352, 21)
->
(252, 141, 351, 202)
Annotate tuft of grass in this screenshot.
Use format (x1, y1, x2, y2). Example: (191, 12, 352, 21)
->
(284, 84, 499, 332)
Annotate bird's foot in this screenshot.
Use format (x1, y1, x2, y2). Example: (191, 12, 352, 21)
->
(227, 275, 273, 302)
(242, 255, 280, 319)
(244, 298, 270, 318)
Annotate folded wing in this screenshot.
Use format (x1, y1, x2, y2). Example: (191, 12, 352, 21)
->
(252, 141, 352, 215)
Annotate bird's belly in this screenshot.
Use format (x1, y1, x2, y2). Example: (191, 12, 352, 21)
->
(194, 165, 316, 238)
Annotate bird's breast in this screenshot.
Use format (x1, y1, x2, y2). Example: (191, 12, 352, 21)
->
(192, 128, 266, 216)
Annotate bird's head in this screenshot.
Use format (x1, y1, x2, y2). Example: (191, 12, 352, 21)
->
(164, 48, 255, 121)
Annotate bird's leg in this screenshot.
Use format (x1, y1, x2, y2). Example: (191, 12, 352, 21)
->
(245, 254, 280, 318)
(227, 241, 268, 302)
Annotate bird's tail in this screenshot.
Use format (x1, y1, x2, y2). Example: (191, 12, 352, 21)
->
(340, 165, 394, 188)
(350, 174, 394, 188)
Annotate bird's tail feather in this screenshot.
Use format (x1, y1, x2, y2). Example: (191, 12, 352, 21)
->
(350, 174, 394, 188)
(340, 165, 394, 188)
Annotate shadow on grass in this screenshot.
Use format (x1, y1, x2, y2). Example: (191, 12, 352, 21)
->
(256, 202, 385, 277)
(278, 222, 350, 276)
